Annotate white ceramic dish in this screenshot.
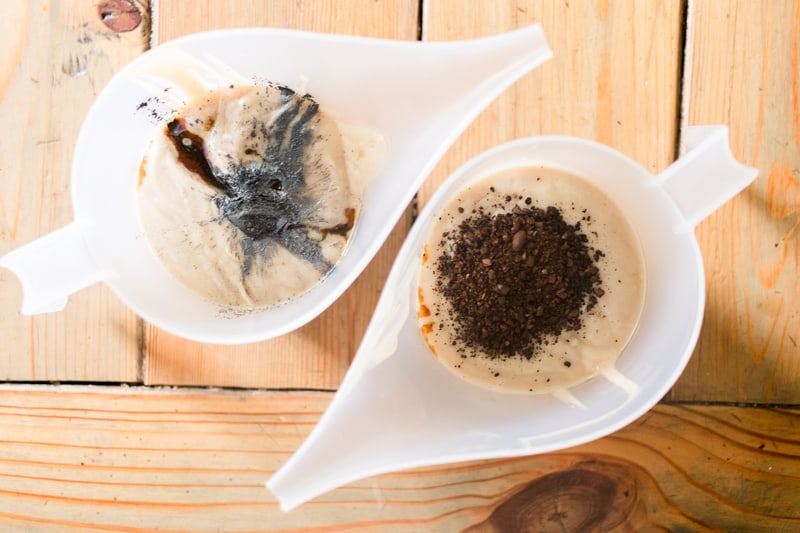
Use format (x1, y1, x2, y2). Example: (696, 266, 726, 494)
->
(266, 126, 757, 510)
(0, 26, 551, 344)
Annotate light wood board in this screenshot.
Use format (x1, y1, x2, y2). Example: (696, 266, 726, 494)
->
(0, 386, 796, 531)
(0, 0, 149, 382)
(672, 0, 800, 403)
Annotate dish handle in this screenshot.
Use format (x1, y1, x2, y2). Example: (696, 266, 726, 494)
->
(652, 125, 758, 230)
(0, 221, 108, 314)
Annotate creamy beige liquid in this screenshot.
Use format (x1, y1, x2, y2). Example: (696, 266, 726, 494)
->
(417, 166, 645, 393)
(136, 83, 385, 308)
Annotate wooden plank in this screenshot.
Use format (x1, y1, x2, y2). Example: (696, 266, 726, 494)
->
(0, 386, 796, 531)
(144, 0, 419, 388)
(419, 0, 686, 206)
(152, 0, 419, 42)
(0, 1, 149, 382)
(672, 0, 800, 403)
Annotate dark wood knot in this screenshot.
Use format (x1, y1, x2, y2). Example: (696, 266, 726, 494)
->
(98, 0, 142, 33)
(465, 460, 640, 533)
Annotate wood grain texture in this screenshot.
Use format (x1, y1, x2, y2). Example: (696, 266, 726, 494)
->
(1, 2, 798, 531)
(0, 1, 149, 382)
(672, 0, 800, 403)
(419, 0, 685, 205)
(0, 386, 796, 531)
(143, 0, 419, 389)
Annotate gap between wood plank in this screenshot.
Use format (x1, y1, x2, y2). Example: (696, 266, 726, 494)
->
(0, 382, 797, 409)
(674, 0, 690, 163)
(665, 0, 691, 403)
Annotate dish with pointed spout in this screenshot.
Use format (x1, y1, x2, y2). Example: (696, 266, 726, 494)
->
(267, 126, 758, 510)
(0, 26, 551, 344)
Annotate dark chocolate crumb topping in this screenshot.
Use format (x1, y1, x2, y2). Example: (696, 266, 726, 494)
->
(435, 198, 603, 359)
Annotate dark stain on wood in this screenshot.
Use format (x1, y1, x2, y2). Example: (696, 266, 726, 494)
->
(464, 459, 643, 532)
(98, 0, 142, 33)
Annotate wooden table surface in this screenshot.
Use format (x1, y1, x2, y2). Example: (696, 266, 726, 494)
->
(0, 0, 798, 530)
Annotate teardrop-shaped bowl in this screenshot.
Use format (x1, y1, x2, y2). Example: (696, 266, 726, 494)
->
(267, 127, 757, 510)
(0, 26, 551, 344)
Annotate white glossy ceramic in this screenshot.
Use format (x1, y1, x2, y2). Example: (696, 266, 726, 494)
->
(266, 125, 758, 510)
(0, 26, 552, 344)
